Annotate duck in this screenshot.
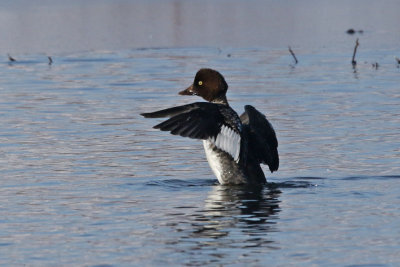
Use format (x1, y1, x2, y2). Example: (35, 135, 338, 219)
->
(141, 68, 279, 185)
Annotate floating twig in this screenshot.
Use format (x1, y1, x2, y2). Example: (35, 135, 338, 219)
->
(7, 54, 16, 62)
(48, 56, 53, 65)
(288, 46, 298, 64)
(351, 38, 359, 66)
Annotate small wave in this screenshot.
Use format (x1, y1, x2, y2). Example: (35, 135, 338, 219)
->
(341, 175, 400, 181)
(63, 57, 114, 63)
(291, 176, 327, 180)
(6, 60, 44, 64)
(146, 178, 319, 190)
(268, 180, 318, 189)
(146, 178, 217, 188)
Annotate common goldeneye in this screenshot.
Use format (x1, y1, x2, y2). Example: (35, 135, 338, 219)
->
(141, 68, 279, 185)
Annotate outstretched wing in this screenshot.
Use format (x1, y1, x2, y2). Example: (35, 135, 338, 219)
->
(141, 102, 242, 162)
(240, 105, 279, 172)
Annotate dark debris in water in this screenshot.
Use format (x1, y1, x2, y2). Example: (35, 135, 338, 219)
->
(346, 28, 363, 35)
(351, 38, 359, 66)
(8, 53, 16, 62)
(288, 46, 298, 64)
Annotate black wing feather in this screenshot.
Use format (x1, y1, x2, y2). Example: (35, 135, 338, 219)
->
(141, 104, 200, 118)
(141, 102, 224, 140)
(240, 105, 279, 172)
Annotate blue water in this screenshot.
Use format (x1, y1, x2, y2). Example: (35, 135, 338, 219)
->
(1, 47, 399, 266)
(1, 1, 400, 266)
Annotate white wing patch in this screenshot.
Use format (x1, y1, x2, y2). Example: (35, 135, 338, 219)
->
(210, 125, 241, 162)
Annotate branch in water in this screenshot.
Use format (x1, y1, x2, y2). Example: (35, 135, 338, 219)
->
(288, 46, 298, 64)
(351, 38, 359, 66)
(7, 54, 16, 62)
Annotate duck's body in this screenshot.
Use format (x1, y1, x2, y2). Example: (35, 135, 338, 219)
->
(141, 68, 279, 185)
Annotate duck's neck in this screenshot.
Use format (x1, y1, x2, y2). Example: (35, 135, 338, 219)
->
(211, 95, 229, 105)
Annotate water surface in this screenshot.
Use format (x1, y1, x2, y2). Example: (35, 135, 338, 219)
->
(1, 1, 400, 266)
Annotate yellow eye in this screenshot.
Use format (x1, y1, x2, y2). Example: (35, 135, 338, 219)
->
(198, 81, 203, 86)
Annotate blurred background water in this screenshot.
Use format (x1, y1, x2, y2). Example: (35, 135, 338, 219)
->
(0, 0, 399, 266)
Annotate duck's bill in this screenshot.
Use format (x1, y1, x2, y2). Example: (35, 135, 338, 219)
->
(178, 84, 195, 95)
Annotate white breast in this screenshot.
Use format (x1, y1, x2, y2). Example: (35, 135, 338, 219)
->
(203, 140, 224, 184)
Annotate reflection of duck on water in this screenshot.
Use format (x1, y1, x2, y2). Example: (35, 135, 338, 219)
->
(191, 185, 281, 241)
